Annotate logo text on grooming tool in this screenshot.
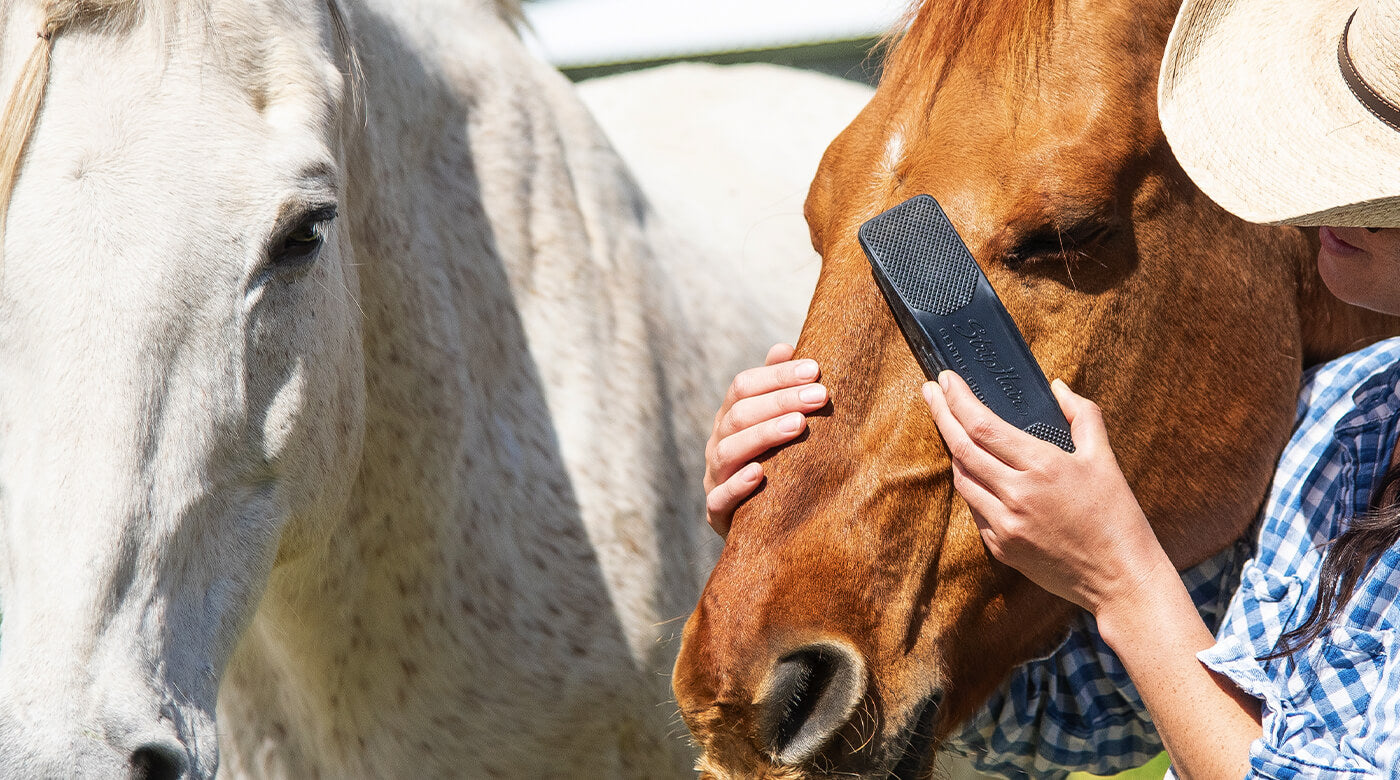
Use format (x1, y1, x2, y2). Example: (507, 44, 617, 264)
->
(941, 320, 1029, 416)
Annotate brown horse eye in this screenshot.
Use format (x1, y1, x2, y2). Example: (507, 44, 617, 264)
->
(1005, 223, 1112, 267)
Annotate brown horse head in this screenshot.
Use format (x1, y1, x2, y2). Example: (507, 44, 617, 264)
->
(673, 0, 1399, 777)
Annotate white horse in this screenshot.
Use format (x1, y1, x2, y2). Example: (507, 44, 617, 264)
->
(0, 0, 872, 776)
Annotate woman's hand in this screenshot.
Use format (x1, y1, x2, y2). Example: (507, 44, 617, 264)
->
(927, 372, 1262, 777)
(704, 344, 828, 536)
(922, 371, 1173, 619)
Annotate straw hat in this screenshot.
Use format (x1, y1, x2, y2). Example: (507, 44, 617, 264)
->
(1159, 0, 1400, 227)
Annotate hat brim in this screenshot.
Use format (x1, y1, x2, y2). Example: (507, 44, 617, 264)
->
(1159, 0, 1400, 227)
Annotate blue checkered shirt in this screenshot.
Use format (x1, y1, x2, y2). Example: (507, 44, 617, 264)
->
(944, 337, 1400, 778)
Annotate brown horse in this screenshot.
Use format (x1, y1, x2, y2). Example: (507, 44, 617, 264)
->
(671, 0, 1400, 777)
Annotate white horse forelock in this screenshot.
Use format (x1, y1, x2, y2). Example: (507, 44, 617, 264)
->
(0, 0, 366, 252)
(0, 0, 537, 244)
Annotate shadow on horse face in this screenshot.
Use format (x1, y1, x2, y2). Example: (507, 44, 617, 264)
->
(671, 0, 1382, 776)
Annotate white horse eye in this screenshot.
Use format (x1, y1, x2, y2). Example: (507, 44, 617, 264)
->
(272, 208, 337, 271)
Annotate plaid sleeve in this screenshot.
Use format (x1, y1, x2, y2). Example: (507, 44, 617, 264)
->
(942, 536, 1251, 778)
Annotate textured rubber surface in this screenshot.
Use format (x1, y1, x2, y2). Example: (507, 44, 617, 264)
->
(1025, 422, 1076, 452)
(859, 195, 1075, 453)
(857, 197, 977, 315)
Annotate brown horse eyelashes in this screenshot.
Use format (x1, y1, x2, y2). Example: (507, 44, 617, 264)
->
(1003, 222, 1113, 267)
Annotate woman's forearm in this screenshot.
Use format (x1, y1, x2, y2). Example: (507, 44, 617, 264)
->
(1095, 554, 1261, 779)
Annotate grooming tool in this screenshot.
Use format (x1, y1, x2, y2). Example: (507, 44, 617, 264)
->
(858, 194, 1075, 452)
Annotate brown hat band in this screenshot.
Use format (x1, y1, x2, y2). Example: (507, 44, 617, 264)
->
(1339, 10, 1400, 132)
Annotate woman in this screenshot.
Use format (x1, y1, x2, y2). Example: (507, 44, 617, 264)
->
(704, 0, 1400, 775)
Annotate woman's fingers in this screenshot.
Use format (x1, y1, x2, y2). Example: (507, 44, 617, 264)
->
(716, 383, 828, 439)
(703, 346, 824, 537)
(706, 462, 765, 536)
(707, 411, 808, 487)
(708, 351, 822, 480)
(722, 358, 820, 411)
(937, 371, 1053, 470)
(948, 458, 1012, 559)
(922, 380, 1018, 483)
(764, 342, 796, 366)
(947, 457, 1000, 524)
(1051, 379, 1109, 454)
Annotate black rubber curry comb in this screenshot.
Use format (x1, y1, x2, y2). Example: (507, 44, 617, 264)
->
(858, 194, 1075, 452)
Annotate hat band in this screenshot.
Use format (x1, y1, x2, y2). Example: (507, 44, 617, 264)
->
(1339, 10, 1400, 132)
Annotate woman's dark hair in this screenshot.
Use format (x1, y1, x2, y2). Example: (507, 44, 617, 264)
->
(1263, 464, 1400, 660)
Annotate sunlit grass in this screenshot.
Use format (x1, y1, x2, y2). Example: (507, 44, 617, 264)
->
(1068, 752, 1169, 780)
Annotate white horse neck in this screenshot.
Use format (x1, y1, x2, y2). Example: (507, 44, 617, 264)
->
(217, 2, 751, 776)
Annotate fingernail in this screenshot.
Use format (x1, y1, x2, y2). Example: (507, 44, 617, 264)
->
(795, 359, 819, 381)
(779, 412, 804, 433)
(798, 384, 827, 404)
(742, 462, 762, 481)
(938, 371, 952, 392)
(922, 381, 938, 402)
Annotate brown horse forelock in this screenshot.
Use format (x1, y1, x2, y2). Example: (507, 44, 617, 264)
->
(674, 0, 1400, 777)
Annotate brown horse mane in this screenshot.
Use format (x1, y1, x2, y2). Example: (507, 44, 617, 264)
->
(883, 0, 1061, 85)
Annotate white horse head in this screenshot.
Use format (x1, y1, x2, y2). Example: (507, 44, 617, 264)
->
(0, 0, 871, 776)
(0, 1, 363, 775)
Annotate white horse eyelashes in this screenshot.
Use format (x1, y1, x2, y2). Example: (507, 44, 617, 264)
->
(268, 206, 337, 273)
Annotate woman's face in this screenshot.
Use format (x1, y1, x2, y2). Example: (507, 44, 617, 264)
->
(1317, 226, 1400, 315)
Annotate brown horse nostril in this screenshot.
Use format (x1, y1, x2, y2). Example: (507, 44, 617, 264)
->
(756, 640, 866, 765)
(129, 743, 187, 780)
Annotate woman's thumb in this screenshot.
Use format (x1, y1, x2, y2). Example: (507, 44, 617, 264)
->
(1051, 379, 1110, 452)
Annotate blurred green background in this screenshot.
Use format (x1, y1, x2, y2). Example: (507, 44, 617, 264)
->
(1071, 753, 1170, 780)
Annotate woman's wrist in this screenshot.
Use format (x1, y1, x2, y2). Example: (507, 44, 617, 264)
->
(1094, 549, 1212, 657)
(1069, 506, 1175, 622)
(1088, 543, 1259, 778)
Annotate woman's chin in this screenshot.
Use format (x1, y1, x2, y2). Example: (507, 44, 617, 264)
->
(1316, 247, 1400, 315)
